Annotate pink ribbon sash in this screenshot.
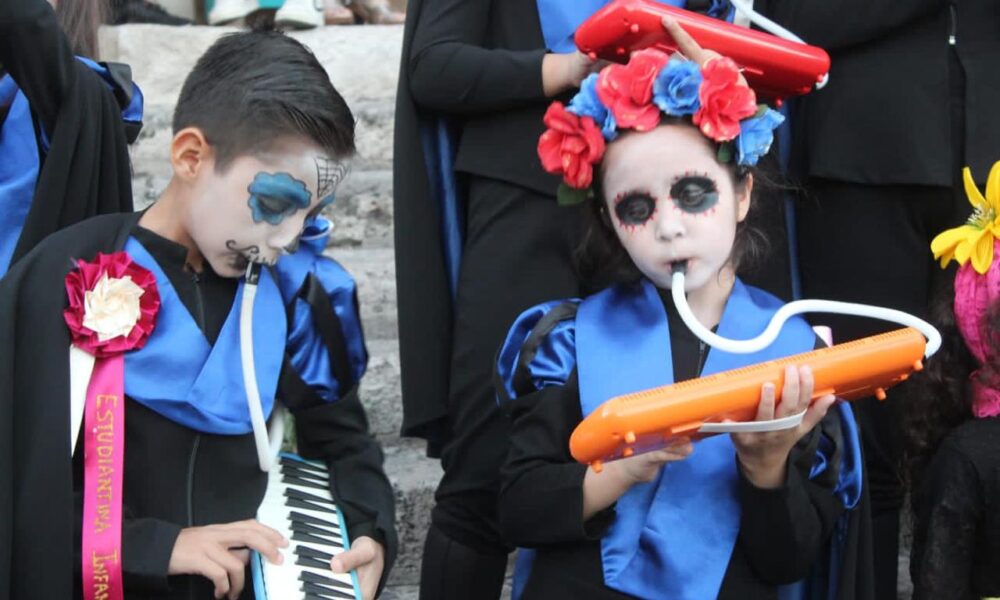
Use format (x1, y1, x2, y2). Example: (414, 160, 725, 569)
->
(81, 353, 125, 600)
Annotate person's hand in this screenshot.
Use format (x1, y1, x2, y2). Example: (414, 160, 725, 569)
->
(661, 15, 749, 86)
(329, 536, 385, 600)
(731, 365, 836, 489)
(542, 51, 603, 97)
(168, 519, 288, 600)
(609, 436, 693, 485)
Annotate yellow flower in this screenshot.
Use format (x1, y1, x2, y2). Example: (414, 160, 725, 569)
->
(931, 161, 1000, 274)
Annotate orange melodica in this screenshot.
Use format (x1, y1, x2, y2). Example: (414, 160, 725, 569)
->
(570, 327, 927, 471)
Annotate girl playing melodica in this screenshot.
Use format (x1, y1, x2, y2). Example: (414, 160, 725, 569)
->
(492, 19, 915, 600)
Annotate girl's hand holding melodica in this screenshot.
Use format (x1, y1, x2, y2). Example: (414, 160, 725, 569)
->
(732, 365, 837, 489)
(582, 437, 693, 520)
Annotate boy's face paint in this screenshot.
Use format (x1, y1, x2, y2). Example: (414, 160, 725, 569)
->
(184, 138, 348, 278)
(247, 172, 312, 225)
(600, 124, 750, 294)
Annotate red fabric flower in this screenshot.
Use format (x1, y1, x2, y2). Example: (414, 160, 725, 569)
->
(596, 48, 669, 132)
(64, 252, 160, 357)
(692, 57, 757, 141)
(538, 102, 606, 189)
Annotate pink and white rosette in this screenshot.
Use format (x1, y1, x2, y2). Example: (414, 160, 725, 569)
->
(63, 252, 160, 600)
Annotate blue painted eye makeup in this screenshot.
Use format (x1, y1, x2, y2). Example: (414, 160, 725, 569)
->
(247, 172, 312, 225)
(614, 192, 657, 226)
(669, 175, 719, 214)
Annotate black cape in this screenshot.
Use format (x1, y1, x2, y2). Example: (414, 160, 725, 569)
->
(392, 0, 457, 450)
(0, 213, 399, 598)
(0, 213, 139, 599)
(0, 0, 138, 269)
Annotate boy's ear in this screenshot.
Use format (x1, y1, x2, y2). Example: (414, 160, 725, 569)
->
(736, 173, 753, 223)
(171, 127, 213, 181)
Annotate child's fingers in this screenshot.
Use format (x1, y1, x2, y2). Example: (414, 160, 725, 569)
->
(776, 366, 799, 418)
(756, 382, 776, 421)
(204, 545, 244, 599)
(330, 539, 379, 573)
(800, 395, 836, 432)
(797, 365, 816, 408)
(220, 525, 284, 566)
(661, 16, 706, 63)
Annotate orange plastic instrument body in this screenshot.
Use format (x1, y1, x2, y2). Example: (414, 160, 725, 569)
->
(569, 328, 927, 470)
(573, 0, 830, 101)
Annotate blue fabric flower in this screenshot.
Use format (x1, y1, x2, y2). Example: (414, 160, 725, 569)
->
(735, 107, 785, 166)
(652, 58, 703, 117)
(567, 73, 617, 141)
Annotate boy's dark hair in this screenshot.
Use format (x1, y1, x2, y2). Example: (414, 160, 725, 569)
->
(576, 123, 769, 294)
(172, 30, 355, 171)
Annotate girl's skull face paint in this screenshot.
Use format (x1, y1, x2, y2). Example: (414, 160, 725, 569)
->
(600, 124, 750, 294)
(184, 138, 348, 278)
(670, 175, 720, 214)
(613, 175, 720, 227)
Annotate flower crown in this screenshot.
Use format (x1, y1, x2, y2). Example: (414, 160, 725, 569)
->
(538, 48, 785, 205)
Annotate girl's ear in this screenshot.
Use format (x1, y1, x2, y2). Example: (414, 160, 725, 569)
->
(736, 173, 753, 223)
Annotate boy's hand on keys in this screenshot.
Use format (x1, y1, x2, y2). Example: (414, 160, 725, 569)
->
(169, 519, 288, 600)
(329, 536, 385, 600)
(732, 365, 837, 489)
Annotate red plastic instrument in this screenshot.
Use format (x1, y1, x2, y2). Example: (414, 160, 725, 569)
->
(574, 0, 830, 101)
(569, 327, 926, 471)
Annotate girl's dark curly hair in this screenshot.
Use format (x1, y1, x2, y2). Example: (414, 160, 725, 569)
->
(575, 122, 772, 295)
(903, 280, 1000, 494)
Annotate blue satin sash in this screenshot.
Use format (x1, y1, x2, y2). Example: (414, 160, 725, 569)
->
(536, 0, 685, 53)
(418, 117, 464, 301)
(0, 75, 40, 277)
(75, 57, 144, 127)
(123, 237, 286, 434)
(275, 217, 367, 401)
(576, 278, 816, 600)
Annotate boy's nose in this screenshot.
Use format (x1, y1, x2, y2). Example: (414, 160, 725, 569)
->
(268, 221, 304, 255)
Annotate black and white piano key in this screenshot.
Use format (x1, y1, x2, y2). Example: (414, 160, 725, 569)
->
(255, 454, 361, 600)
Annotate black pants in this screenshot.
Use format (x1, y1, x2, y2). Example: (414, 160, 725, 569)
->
(794, 178, 968, 600)
(420, 176, 584, 600)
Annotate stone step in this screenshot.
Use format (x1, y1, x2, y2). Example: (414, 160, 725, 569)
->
(380, 439, 438, 587)
(360, 338, 402, 439)
(329, 247, 397, 342)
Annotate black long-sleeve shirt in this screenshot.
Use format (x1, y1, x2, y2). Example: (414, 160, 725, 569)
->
(911, 417, 1000, 600)
(498, 298, 845, 599)
(67, 224, 397, 599)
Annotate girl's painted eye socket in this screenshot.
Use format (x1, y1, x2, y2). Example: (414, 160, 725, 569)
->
(615, 193, 657, 226)
(670, 176, 719, 213)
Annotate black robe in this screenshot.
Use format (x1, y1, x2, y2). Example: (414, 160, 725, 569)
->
(0, 213, 397, 599)
(0, 0, 137, 269)
(392, 0, 459, 450)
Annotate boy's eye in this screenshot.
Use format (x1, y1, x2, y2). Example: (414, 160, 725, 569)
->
(256, 195, 293, 216)
(615, 193, 657, 226)
(670, 176, 719, 213)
